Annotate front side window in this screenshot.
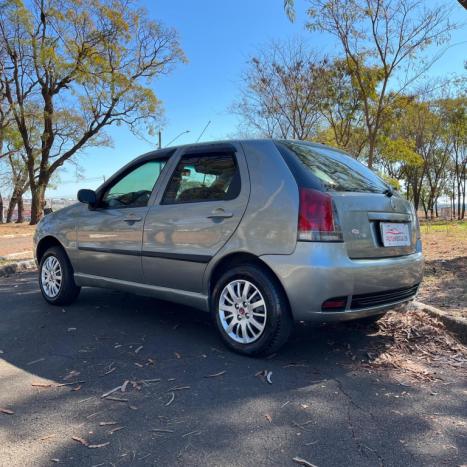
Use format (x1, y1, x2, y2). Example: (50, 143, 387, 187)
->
(101, 159, 166, 209)
(162, 153, 240, 204)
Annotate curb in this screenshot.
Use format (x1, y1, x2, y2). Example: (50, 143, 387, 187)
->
(413, 301, 467, 345)
(0, 259, 36, 277)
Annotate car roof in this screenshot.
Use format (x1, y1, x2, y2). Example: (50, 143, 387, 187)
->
(134, 138, 341, 162)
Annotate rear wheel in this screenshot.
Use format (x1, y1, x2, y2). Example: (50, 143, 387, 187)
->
(39, 246, 80, 306)
(211, 264, 293, 356)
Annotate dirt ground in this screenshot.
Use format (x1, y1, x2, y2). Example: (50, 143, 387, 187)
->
(0, 223, 36, 236)
(1, 220, 466, 316)
(417, 221, 467, 318)
(0, 223, 34, 260)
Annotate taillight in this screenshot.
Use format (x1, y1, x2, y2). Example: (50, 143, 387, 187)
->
(298, 188, 343, 242)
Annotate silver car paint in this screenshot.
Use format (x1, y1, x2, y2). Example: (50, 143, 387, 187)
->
(142, 142, 250, 292)
(261, 241, 423, 321)
(34, 139, 424, 320)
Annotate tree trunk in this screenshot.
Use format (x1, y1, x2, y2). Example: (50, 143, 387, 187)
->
(457, 176, 461, 220)
(421, 199, 428, 219)
(462, 169, 466, 220)
(30, 183, 47, 225)
(6, 196, 17, 223)
(0, 193, 3, 223)
(451, 177, 456, 221)
(412, 187, 420, 211)
(16, 195, 24, 223)
(367, 133, 376, 169)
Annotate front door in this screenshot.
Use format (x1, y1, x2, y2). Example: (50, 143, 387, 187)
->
(142, 144, 250, 293)
(77, 158, 167, 283)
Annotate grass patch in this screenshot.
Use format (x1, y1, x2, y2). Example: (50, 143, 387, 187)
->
(419, 220, 467, 233)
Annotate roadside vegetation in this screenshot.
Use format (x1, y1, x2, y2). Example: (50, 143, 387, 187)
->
(234, 0, 465, 221)
(0, 0, 185, 224)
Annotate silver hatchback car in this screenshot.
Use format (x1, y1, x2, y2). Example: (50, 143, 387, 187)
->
(35, 140, 424, 355)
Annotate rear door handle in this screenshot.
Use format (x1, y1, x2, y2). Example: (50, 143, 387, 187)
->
(207, 208, 233, 219)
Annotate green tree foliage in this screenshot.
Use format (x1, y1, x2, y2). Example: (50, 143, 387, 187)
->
(315, 58, 380, 158)
(0, 0, 185, 223)
(284, 0, 295, 21)
(306, 0, 454, 168)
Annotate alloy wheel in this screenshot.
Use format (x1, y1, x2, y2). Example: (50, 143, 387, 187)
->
(218, 279, 267, 344)
(41, 256, 63, 298)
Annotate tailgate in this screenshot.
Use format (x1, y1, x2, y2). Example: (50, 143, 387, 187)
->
(332, 192, 417, 259)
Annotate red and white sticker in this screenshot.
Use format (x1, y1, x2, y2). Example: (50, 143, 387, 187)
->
(380, 222, 410, 247)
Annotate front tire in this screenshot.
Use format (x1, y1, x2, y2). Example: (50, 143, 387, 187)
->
(39, 246, 80, 306)
(211, 264, 293, 356)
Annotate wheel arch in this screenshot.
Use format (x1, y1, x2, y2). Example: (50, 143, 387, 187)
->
(36, 235, 65, 263)
(208, 252, 292, 313)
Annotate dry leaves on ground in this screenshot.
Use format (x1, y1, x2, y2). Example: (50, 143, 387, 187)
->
(366, 309, 467, 381)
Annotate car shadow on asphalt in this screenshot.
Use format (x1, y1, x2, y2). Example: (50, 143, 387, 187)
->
(1, 273, 466, 466)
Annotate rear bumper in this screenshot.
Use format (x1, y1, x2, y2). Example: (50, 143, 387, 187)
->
(260, 240, 424, 322)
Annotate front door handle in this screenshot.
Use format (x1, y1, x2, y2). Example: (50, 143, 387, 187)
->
(123, 215, 143, 223)
(207, 208, 233, 219)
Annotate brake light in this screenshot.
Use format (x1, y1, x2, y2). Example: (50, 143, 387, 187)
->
(298, 188, 343, 242)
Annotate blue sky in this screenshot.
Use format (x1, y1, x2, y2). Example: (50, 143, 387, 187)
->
(49, 0, 466, 198)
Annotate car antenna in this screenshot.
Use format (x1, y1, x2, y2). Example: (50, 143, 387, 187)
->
(196, 120, 211, 143)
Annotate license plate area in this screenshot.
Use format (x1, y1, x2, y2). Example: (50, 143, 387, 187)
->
(380, 222, 410, 247)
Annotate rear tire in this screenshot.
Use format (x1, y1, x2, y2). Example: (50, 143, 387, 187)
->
(211, 264, 293, 356)
(39, 246, 80, 306)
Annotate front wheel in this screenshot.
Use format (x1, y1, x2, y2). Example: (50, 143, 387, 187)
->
(211, 264, 293, 356)
(39, 246, 80, 306)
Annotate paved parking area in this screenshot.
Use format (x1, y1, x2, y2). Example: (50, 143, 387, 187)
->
(1, 272, 466, 466)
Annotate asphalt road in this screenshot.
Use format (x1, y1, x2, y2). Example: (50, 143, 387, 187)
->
(0, 271, 466, 467)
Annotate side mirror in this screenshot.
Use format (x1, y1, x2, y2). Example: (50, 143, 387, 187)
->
(77, 189, 97, 207)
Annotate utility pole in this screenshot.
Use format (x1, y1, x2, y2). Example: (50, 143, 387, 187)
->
(158, 130, 162, 149)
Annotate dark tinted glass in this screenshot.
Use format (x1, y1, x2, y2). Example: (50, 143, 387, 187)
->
(280, 141, 388, 193)
(162, 153, 240, 204)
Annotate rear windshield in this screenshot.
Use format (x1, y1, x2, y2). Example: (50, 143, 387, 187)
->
(278, 141, 389, 194)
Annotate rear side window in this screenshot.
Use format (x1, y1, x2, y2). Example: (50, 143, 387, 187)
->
(162, 153, 240, 204)
(278, 141, 388, 193)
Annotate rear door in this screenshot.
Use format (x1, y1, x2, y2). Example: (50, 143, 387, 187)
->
(77, 157, 168, 282)
(277, 141, 417, 259)
(142, 143, 250, 292)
